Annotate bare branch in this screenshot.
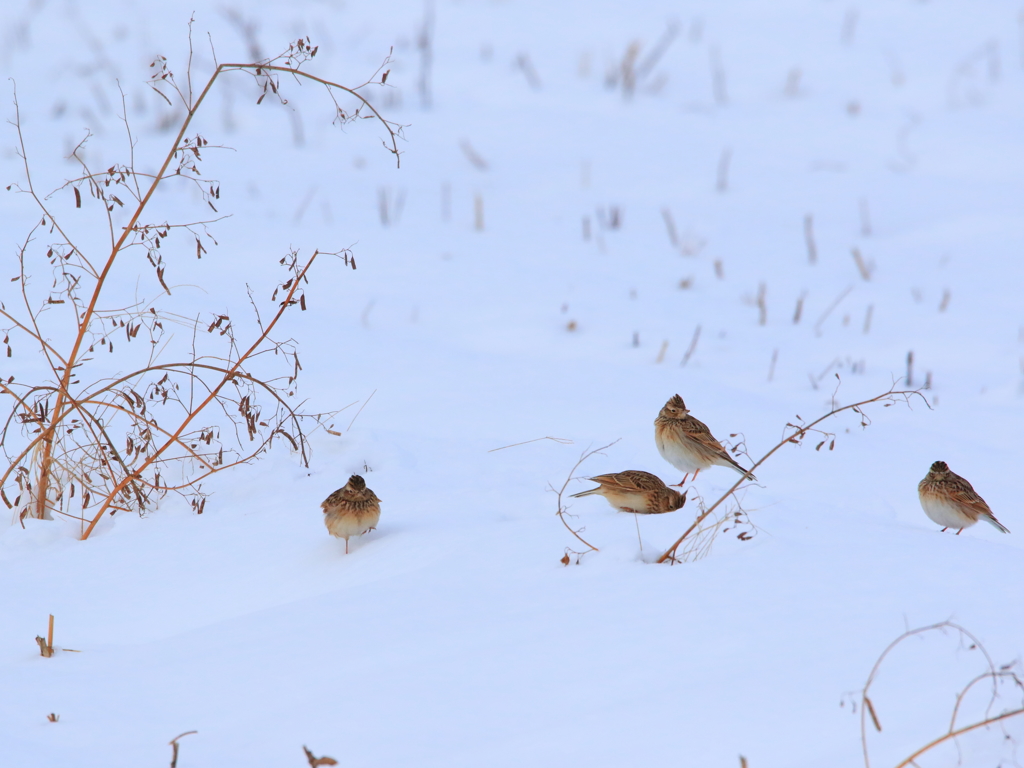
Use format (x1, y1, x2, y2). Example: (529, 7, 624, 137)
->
(551, 440, 621, 558)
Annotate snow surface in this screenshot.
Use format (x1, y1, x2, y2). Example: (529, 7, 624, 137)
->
(2, 1, 1023, 766)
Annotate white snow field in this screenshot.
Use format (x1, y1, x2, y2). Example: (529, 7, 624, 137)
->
(2, 1, 1023, 766)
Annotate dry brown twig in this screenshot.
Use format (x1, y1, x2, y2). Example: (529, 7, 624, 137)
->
(854, 621, 1024, 768)
(34, 613, 55, 657)
(2, 32, 402, 539)
(656, 381, 931, 564)
(168, 731, 197, 768)
(33, 613, 79, 655)
(550, 439, 620, 563)
(680, 323, 701, 367)
(345, 389, 378, 433)
(302, 745, 338, 767)
(488, 436, 573, 453)
(671, 485, 759, 564)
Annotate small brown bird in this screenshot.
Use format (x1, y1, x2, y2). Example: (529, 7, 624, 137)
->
(570, 470, 687, 515)
(654, 394, 755, 485)
(321, 475, 382, 553)
(918, 461, 1009, 534)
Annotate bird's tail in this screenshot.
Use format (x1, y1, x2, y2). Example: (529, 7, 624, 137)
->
(982, 513, 1010, 534)
(725, 459, 757, 482)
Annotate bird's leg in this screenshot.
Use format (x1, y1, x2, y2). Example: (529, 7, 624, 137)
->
(941, 527, 948, 532)
(671, 473, 690, 488)
(692, 468, 701, 482)
(956, 529, 963, 536)
(345, 538, 350, 554)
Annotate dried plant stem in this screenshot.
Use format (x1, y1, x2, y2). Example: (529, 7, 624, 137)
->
(515, 53, 542, 90)
(793, 292, 806, 324)
(656, 386, 929, 563)
(552, 440, 620, 555)
(949, 670, 1010, 730)
(633, 513, 644, 554)
(416, 4, 434, 108)
(681, 324, 702, 367)
(804, 214, 817, 264)
(169, 731, 198, 768)
(35, 613, 55, 657)
(851, 248, 872, 280)
(488, 436, 573, 453)
(661, 208, 679, 248)
(459, 139, 488, 170)
(767, 348, 778, 382)
(345, 389, 377, 433)
(636, 21, 679, 81)
(814, 285, 854, 335)
(474, 194, 485, 231)
(891, 708, 1024, 768)
(858, 621, 1024, 768)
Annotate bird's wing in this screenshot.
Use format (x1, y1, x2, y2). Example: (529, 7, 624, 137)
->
(680, 415, 726, 448)
(603, 470, 666, 493)
(682, 416, 752, 471)
(586, 473, 622, 488)
(946, 476, 992, 515)
(321, 488, 346, 509)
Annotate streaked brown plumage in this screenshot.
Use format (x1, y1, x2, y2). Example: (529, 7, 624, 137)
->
(918, 461, 1008, 534)
(570, 470, 687, 515)
(321, 474, 382, 553)
(654, 394, 755, 485)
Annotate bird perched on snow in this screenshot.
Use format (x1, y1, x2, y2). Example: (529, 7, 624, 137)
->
(917, 461, 1009, 534)
(571, 470, 687, 515)
(654, 394, 756, 485)
(321, 475, 381, 553)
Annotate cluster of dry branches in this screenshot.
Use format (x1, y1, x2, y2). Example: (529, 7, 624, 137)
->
(1, 32, 402, 539)
(665, 483, 757, 563)
(854, 621, 1024, 768)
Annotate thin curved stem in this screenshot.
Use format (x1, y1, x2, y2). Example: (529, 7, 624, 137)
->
(892, 708, 1024, 768)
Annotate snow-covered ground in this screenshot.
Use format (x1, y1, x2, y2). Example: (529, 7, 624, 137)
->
(2, 1, 1023, 766)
